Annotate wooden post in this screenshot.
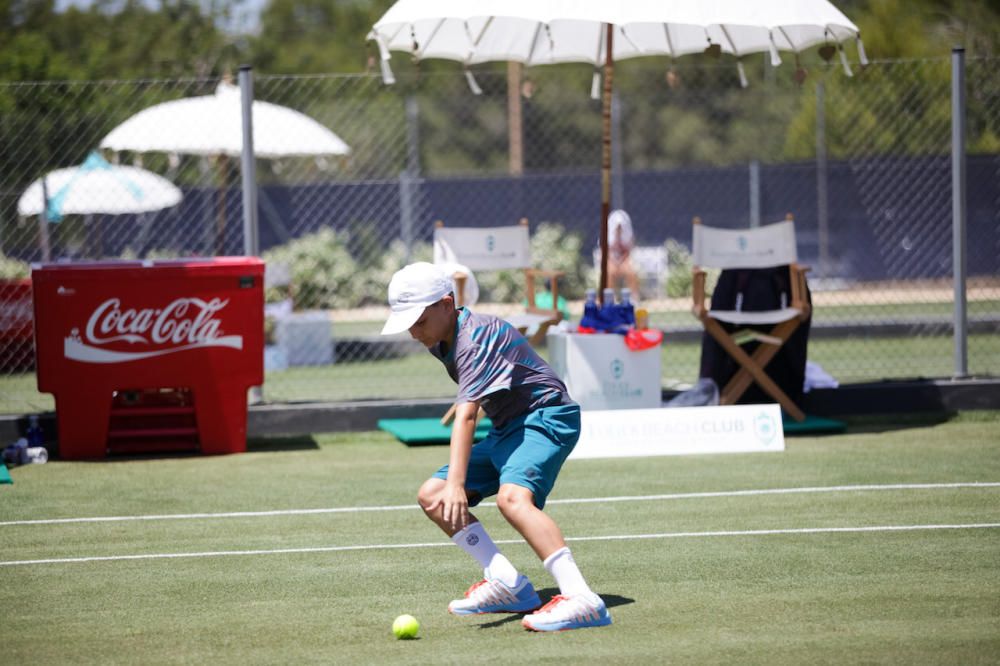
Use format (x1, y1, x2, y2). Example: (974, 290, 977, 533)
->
(599, 23, 614, 301)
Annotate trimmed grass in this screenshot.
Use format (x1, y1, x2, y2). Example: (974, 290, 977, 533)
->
(1, 411, 999, 664)
(332, 299, 1000, 335)
(4, 296, 997, 411)
(4, 332, 997, 410)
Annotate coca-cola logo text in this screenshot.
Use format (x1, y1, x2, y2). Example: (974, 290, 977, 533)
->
(84, 297, 228, 346)
(64, 295, 244, 364)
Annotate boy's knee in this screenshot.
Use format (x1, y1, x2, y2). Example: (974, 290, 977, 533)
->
(417, 478, 443, 509)
(496, 484, 534, 517)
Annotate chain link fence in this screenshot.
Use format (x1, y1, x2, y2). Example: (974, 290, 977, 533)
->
(1, 56, 997, 412)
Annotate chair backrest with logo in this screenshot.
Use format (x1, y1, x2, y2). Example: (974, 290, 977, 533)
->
(692, 218, 798, 271)
(433, 222, 532, 272)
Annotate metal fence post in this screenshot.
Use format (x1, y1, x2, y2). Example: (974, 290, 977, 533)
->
(507, 63, 524, 176)
(749, 159, 760, 228)
(238, 65, 263, 405)
(39, 176, 52, 262)
(816, 80, 829, 280)
(400, 94, 420, 262)
(951, 47, 968, 378)
(239, 65, 260, 258)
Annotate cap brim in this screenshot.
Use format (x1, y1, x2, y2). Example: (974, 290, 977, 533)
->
(380, 305, 425, 336)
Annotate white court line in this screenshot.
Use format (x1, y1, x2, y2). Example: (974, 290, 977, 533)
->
(1, 482, 998, 528)
(2, 523, 998, 567)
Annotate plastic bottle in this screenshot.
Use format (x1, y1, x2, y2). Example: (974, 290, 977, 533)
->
(619, 288, 636, 329)
(635, 307, 649, 330)
(23, 447, 48, 464)
(26, 415, 44, 447)
(3, 438, 27, 466)
(579, 288, 601, 332)
(600, 288, 619, 332)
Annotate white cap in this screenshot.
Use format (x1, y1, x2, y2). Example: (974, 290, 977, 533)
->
(381, 262, 455, 335)
(609, 209, 634, 244)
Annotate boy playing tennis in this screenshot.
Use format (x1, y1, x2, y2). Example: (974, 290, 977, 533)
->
(381, 262, 611, 632)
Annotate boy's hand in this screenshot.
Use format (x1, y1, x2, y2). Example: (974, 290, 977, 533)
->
(435, 400, 479, 532)
(440, 481, 470, 531)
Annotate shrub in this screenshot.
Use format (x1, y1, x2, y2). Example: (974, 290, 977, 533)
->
(262, 228, 359, 309)
(664, 238, 718, 298)
(260, 222, 590, 312)
(262, 230, 433, 310)
(358, 239, 432, 306)
(118, 247, 184, 260)
(0, 255, 30, 279)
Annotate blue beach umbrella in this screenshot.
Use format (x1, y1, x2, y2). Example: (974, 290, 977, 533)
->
(18, 151, 183, 223)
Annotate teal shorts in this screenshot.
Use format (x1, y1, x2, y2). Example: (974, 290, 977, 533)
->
(432, 402, 580, 510)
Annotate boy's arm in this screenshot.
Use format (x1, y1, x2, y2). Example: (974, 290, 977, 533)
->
(440, 400, 480, 532)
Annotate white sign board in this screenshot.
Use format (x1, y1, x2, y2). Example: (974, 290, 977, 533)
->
(569, 404, 785, 460)
(547, 331, 661, 411)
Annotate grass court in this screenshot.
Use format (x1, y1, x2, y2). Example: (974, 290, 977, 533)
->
(1, 411, 998, 664)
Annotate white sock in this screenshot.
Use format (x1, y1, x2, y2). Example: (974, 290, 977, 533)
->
(544, 546, 593, 598)
(452, 522, 519, 587)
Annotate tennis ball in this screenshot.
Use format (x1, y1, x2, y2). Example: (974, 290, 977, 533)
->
(392, 614, 419, 640)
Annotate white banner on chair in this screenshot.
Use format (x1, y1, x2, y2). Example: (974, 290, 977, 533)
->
(433, 225, 531, 270)
(569, 404, 785, 460)
(693, 220, 797, 269)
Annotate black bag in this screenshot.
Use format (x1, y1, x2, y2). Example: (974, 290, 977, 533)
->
(699, 266, 811, 408)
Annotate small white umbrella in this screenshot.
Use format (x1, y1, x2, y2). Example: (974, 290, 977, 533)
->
(100, 81, 350, 158)
(18, 151, 182, 221)
(100, 81, 351, 254)
(370, 0, 867, 294)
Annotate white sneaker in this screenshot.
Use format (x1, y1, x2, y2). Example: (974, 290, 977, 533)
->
(521, 592, 612, 631)
(448, 575, 542, 615)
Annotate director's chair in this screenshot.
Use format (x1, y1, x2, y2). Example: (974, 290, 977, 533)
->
(691, 214, 811, 422)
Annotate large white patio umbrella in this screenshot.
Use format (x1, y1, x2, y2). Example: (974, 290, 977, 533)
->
(100, 80, 351, 254)
(100, 81, 350, 158)
(369, 0, 867, 295)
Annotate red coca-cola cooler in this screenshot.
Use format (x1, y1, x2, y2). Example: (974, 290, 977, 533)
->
(32, 258, 264, 459)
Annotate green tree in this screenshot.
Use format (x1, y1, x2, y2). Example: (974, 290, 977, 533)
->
(0, 0, 246, 260)
(250, 0, 394, 74)
(781, 0, 1000, 161)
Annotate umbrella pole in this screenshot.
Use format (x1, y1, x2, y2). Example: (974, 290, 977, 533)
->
(599, 23, 614, 299)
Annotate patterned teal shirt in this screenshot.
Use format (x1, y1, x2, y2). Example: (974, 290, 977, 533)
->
(430, 308, 571, 428)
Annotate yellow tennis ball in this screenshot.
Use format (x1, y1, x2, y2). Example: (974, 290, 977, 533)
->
(392, 614, 419, 640)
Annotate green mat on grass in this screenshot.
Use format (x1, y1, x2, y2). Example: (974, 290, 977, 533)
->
(0, 463, 12, 484)
(379, 412, 845, 445)
(378, 414, 847, 444)
(783, 413, 847, 434)
(378, 417, 494, 444)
